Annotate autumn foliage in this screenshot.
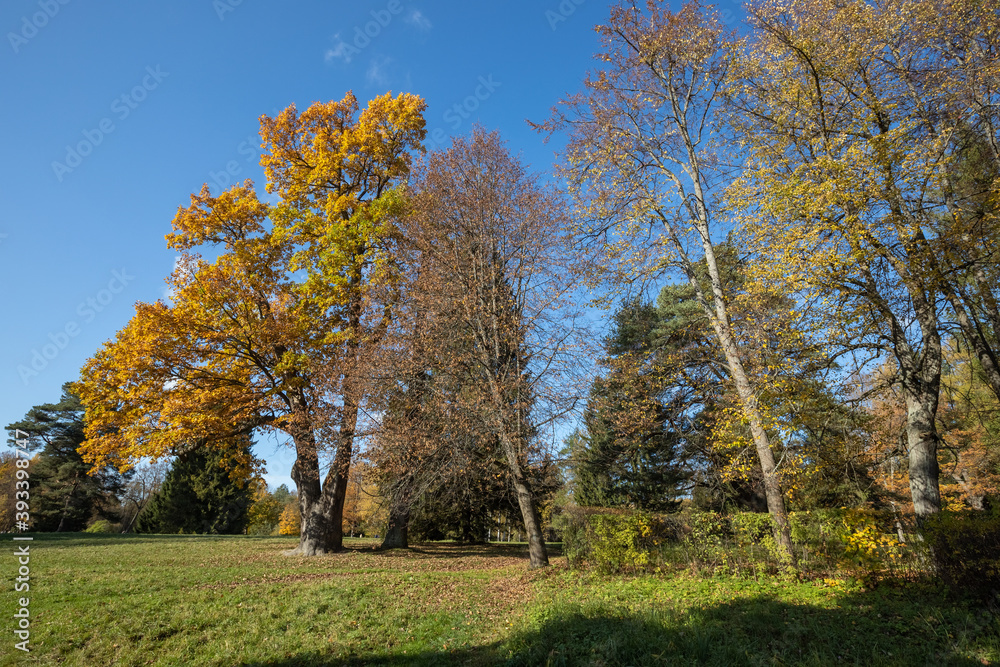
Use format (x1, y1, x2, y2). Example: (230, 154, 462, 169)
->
(76, 91, 426, 555)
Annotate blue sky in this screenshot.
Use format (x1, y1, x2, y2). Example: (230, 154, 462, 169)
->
(1, 0, 745, 489)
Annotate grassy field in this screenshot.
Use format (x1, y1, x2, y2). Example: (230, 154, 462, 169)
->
(3, 534, 998, 666)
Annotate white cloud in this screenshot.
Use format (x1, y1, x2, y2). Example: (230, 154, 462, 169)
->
(405, 9, 432, 31)
(325, 33, 354, 64)
(366, 56, 392, 85)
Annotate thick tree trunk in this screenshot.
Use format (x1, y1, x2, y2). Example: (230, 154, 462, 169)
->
(889, 272, 943, 525)
(285, 375, 362, 556)
(284, 393, 341, 556)
(288, 447, 337, 556)
(904, 392, 942, 523)
(512, 474, 547, 567)
(381, 505, 410, 549)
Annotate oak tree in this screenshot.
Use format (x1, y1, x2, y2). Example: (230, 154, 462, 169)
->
(76, 91, 426, 554)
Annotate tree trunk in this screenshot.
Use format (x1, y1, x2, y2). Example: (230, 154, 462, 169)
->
(56, 479, 80, 533)
(381, 505, 410, 549)
(889, 274, 943, 525)
(285, 394, 340, 556)
(681, 230, 796, 563)
(497, 429, 549, 568)
(723, 343, 796, 561)
(288, 447, 337, 556)
(663, 119, 796, 563)
(904, 392, 942, 523)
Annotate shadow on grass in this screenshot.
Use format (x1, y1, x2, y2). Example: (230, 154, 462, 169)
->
(373, 542, 563, 560)
(239, 587, 997, 667)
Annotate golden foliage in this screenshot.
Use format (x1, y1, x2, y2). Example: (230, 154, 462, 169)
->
(74, 91, 426, 484)
(278, 501, 301, 536)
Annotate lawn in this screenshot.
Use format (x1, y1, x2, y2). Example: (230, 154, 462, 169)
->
(4, 534, 998, 666)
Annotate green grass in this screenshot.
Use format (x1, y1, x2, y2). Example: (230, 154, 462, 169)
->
(3, 533, 998, 666)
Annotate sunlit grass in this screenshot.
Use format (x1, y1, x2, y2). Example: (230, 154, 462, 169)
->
(5, 533, 998, 666)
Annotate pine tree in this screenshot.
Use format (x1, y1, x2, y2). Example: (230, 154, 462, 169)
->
(135, 435, 254, 534)
(5, 383, 127, 532)
(570, 299, 691, 512)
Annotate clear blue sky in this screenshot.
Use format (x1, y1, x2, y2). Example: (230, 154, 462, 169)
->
(1, 0, 745, 489)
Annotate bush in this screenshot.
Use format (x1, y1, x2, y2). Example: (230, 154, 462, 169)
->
(589, 512, 655, 574)
(789, 508, 920, 583)
(554, 506, 681, 574)
(84, 519, 117, 533)
(924, 508, 1000, 598)
(559, 505, 945, 583)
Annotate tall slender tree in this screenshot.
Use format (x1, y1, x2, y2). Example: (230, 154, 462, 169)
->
(538, 1, 795, 558)
(385, 128, 581, 567)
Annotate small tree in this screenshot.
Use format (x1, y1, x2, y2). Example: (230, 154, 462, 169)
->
(278, 497, 301, 536)
(246, 481, 284, 535)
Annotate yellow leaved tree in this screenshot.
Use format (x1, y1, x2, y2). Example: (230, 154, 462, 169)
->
(75, 91, 426, 555)
(729, 0, 1000, 521)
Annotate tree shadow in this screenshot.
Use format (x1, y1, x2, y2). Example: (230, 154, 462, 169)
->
(239, 586, 996, 666)
(371, 542, 562, 561)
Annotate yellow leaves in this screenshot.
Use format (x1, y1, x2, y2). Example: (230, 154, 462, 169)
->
(78, 92, 429, 475)
(278, 501, 301, 535)
(259, 91, 425, 214)
(166, 181, 270, 252)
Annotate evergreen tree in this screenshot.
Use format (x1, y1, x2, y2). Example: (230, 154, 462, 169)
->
(5, 383, 127, 532)
(570, 298, 693, 512)
(135, 435, 254, 534)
